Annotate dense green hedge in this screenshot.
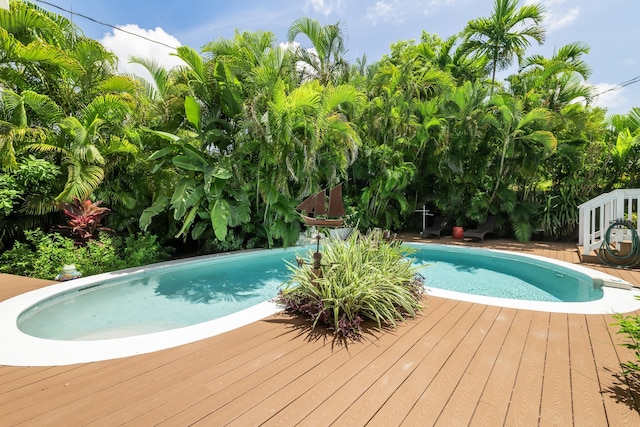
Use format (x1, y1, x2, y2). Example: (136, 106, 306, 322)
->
(0, 230, 172, 279)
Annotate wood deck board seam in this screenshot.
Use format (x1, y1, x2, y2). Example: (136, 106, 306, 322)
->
(539, 312, 573, 426)
(199, 328, 365, 425)
(369, 305, 490, 426)
(3, 321, 289, 425)
(469, 309, 533, 425)
(503, 309, 534, 423)
(462, 306, 517, 426)
(505, 311, 550, 426)
(536, 311, 551, 427)
(396, 304, 489, 425)
(258, 299, 457, 423)
(129, 324, 326, 425)
(586, 314, 640, 426)
(428, 305, 505, 426)
(296, 301, 473, 426)
(365, 303, 485, 423)
(569, 314, 610, 426)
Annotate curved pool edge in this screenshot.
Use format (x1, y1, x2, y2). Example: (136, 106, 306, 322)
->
(0, 252, 289, 367)
(0, 294, 283, 366)
(425, 285, 640, 314)
(3, 244, 640, 366)
(406, 243, 640, 313)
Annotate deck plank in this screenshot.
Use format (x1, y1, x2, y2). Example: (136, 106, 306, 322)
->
(468, 309, 532, 426)
(569, 314, 609, 426)
(399, 305, 502, 426)
(539, 312, 572, 426)
(431, 307, 516, 427)
(298, 301, 479, 426)
(256, 297, 453, 426)
(164, 326, 333, 425)
(2, 317, 288, 425)
(0, 274, 53, 300)
(608, 311, 640, 412)
(336, 303, 494, 426)
(587, 314, 640, 427)
(504, 310, 549, 426)
(108, 319, 309, 425)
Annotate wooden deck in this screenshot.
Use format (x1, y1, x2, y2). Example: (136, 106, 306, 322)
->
(2, 238, 640, 426)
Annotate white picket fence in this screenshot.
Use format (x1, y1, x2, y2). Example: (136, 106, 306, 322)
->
(578, 189, 640, 255)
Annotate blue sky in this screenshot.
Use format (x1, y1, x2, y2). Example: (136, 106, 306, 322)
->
(35, 0, 640, 115)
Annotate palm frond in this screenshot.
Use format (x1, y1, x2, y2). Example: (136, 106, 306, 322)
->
(56, 162, 104, 202)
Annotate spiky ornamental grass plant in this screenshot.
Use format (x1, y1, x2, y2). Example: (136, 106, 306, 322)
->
(277, 229, 425, 340)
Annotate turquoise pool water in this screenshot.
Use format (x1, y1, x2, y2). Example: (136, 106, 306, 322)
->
(18, 248, 299, 340)
(17, 243, 603, 342)
(410, 245, 603, 302)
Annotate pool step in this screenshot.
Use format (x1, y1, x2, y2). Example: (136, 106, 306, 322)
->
(598, 277, 633, 290)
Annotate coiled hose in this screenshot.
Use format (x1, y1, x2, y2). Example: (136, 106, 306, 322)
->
(598, 219, 640, 267)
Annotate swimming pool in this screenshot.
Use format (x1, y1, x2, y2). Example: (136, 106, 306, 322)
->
(1, 243, 639, 366)
(407, 243, 640, 313)
(0, 248, 301, 366)
(17, 248, 298, 341)
(412, 244, 602, 302)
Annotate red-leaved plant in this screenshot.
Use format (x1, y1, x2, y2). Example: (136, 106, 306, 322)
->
(55, 197, 113, 245)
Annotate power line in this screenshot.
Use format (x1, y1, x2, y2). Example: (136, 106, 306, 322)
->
(24, 0, 640, 101)
(593, 74, 640, 98)
(34, 0, 179, 50)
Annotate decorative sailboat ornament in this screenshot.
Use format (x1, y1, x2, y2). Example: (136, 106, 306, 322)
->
(296, 183, 346, 227)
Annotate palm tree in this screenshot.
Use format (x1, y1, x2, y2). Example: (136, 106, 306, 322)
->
(287, 17, 349, 85)
(514, 42, 594, 111)
(483, 95, 557, 207)
(202, 30, 285, 87)
(425, 33, 488, 84)
(128, 56, 188, 131)
(353, 42, 454, 229)
(462, 0, 546, 90)
(607, 108, 640, 188)
(0, 88, 62, 170)
(27, 94, 138, 203)
(0, 2, 122, 114)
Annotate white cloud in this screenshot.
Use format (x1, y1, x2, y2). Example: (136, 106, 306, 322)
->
(423, 0, 458, 16)
(366, 1, 405, 25)
(544, 7, 579, 32)
(525, 0, 579, 33)
(591, 82, 628, 113)
(304, 0, 344, 17)
(100, 25, 183, 82)
(279, 41, 300, 52)
(279, 41, 319, 81)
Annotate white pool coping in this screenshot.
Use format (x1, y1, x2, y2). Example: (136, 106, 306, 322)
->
(0, 269, 284, 366)
(408, 244, 640, 314)
(2, 245, 640, 366)
(426, 285, 640, 314)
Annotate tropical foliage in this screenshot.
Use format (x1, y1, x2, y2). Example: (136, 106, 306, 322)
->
(0, 229, 171, 278)
(613, 312, 640, 375)
(463, 0, 546, 89)
(54, 197, 112, 245)
(1, 0, 639, 259)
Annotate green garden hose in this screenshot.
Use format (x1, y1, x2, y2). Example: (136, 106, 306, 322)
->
(598, 219, 640, 267)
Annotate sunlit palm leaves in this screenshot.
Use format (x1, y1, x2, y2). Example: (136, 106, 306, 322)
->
(287, 17, 349, 85)
(463, 0, 546, 89)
